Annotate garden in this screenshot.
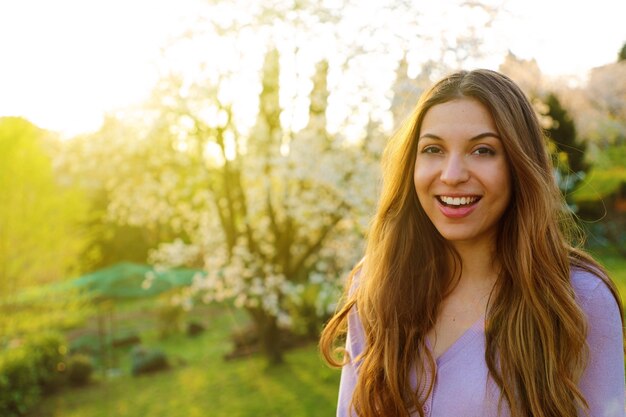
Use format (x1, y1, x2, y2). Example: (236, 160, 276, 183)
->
(25, 303, 341, 417)
(1, 2, 626, 416)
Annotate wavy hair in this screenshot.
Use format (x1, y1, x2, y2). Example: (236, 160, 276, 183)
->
(320, 69, 623, 417)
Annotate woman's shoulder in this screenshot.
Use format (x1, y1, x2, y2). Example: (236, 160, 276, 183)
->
(570, 266, 619, 315)
(347, 258, 365, 296)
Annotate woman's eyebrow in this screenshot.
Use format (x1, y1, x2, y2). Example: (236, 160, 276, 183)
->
(418, 132, 501, 141)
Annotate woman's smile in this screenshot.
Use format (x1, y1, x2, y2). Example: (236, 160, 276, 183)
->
(436, 194, 482, 218)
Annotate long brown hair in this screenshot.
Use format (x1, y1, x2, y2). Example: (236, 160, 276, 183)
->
(320, 69, 623, 417)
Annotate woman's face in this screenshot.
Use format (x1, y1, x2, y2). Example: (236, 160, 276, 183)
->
(413, 98, 511, 248)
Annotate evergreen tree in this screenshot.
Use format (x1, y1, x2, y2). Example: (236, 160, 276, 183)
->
(250, 48, 282, 161)
(305, 60, 329, 140)
(544, 93, 589, 200)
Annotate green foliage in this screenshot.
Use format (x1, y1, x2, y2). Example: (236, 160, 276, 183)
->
(619, 42, 626, 62)
(23, 332, 67, 393)
(574, 167, 626, 202)
(156, 302, 186, 338)
(0, 117, 90, 340)
(78, 190, 154, 271)
(573, 144, 626, 202)
(130, 346, 169, 376)
(0, 332, 66, 416)
(112, 331, 141, 348)
(0, 347, 40, 417)
(546, 93, 587, 173)
(0, 292, 89, 349)
(574, 144, 626, 253)
(69, 334, 101, 356)
(544, 93, 588, 199)
(66, 355, 93, 386)
(185, 321, 205, 337)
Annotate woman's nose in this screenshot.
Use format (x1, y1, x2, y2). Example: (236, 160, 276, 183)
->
(440, 154, 469, 184)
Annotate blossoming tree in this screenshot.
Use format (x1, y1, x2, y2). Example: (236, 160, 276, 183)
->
(63, 49, 384, 363)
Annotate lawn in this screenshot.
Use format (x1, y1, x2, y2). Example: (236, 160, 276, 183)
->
(30, 305, 340, 417)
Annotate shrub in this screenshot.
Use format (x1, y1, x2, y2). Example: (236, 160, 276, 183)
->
(69, 334, 100, 355)
(0, 348, 40, 417)
(231, 324, 259, 350)
(130, 346, 168, 376)
(23, 332, 67, 393)
(0, 332, 69, 416)
(66, 354, 93, 386)
(112, 331, 141, 348)
(157, 303, 185, 338)
(186, 321, 205, 337)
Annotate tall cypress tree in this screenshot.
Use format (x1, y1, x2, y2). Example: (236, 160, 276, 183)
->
(545, 93, 589, 198)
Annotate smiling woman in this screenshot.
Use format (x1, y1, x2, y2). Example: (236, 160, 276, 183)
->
(320, 69, 625, 417)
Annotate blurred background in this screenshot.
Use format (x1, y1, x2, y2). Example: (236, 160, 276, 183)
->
(0, 0, 625, 416)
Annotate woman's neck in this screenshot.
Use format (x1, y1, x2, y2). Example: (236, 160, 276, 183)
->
(449, 237, 500, 288)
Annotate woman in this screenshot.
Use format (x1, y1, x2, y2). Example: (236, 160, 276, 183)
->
(320, 69, 625, 417)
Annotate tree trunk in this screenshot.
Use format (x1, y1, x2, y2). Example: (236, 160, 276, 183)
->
(251, 309, 284, 365)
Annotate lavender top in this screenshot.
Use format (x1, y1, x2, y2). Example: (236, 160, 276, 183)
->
(337, 268, 625, 417)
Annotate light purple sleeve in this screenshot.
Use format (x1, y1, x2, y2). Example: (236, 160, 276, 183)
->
(337, 307, 365, 417)
(577, 274, 625, 417)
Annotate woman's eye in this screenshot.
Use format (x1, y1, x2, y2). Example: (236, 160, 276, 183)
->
(473, 147, 495, 156)
(421, 146, 442, 154)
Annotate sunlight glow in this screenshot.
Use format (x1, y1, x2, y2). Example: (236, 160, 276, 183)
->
(0, 0, 624, 138)
(0, 0, 202, 137)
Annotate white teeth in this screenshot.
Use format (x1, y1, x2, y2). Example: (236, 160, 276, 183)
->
(440, 196, 477, 206)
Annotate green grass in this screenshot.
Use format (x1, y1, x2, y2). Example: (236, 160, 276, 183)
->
(30, 306, 341, 417)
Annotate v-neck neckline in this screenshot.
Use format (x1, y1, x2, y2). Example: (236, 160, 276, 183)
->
(426, 316, 485, 367)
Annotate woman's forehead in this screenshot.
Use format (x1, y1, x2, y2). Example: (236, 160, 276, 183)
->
(419, 98, 498, 139)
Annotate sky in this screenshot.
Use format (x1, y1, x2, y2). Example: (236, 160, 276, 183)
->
(495, 0, 625, 75)
(0, 0, 624, 138)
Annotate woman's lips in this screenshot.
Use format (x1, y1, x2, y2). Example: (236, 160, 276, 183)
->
(436, 195, 481, 218)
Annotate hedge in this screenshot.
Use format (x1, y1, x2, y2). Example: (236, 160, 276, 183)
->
(0, 332, 67, 416)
